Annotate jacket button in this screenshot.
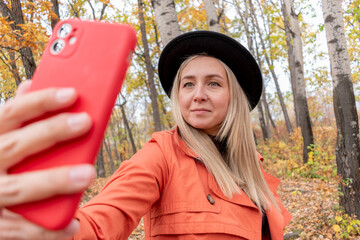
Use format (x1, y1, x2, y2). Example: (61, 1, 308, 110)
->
(207, 194, 215, 205)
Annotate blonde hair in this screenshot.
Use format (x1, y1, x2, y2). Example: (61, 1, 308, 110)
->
(170, 55, 279, 211)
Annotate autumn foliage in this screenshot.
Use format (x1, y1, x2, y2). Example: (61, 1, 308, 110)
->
(257, 127, 360, 239)
(1, 0, 360, 239)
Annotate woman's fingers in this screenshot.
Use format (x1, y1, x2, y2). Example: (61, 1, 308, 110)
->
(0, 88, 77, 134)
(15, 80, 32, 97)
(0, 165, 95, 208)
(0, 210, 79, 240)
(0, 112, 92, 170)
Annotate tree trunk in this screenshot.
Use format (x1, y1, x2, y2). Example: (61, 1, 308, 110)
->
(119, 97, 137, 155)
(254, 35, 276, 135)
(109, 120, 121, 166)
(262, 96, 272, 138)
(159, 96, 173, 129)
(203, 0, 221, 32)
(282, 0, 314, 163)
(138, 0, 162, 132)
(281, 2, 299, 127)
(7, 50, 21, 86)
(256, 59, 272, 139)
(103, 137, 115, 174)
(322, 0, 360, 218)
(151, 0, 181, 46)
(237, 0, 271, 140)
(249, 0, 293, 133)
(113, 109, 126, 163)
(0, 0, 37, 79)
(257, 100, 268, 140)
(262, 90, 276, 131)
(96, 142, 106, 178)
(0, 0, 36, 79)
(50, 0, 60, 29)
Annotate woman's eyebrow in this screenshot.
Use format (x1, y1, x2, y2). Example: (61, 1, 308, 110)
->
(181, 75, 196, 81)
(205, 74, 224, 79)
(181, 74, 224, 80)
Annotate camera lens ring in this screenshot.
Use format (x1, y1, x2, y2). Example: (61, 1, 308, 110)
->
(57, 23, 72, 38)
(50, 39, 65, 55)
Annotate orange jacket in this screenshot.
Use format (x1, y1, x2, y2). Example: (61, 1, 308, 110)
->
(74, 129, 291, 240)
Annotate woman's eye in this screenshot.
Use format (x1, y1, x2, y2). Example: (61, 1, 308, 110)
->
(209, 82, 220, 87)
(183, 82, 194, 88)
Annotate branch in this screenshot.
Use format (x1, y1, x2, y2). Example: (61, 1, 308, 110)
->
(86, 0, 96, 20)
(0, 45, 20, 52)
(119, 92, 127, 106)
(273, 22, 285, 31)
(99, 2, 108, 20)
(0, 50, 14, 72)
(67, 0, 80, 18)
(0, 48, 8, 61)
(267, 0, 283, 20)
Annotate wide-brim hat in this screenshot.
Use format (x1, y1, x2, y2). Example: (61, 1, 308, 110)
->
(158, 30, 263, 110)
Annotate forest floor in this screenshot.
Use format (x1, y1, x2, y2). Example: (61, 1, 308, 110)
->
(83, 174, 359, 240)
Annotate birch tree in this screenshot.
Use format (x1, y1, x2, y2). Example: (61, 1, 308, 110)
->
(203, 0, 221, 32)
(282, 0, 313, 163)
(248, 0, 293, 133)
(151, 0, 181, 46)
(138, 0, 162, 131)
(322, 0, 360, 218)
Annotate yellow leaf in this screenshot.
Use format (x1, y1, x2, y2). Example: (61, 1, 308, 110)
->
(335, 216, 342, 222)
(333, 224, 341, 232)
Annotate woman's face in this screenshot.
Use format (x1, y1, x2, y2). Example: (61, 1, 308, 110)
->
(178, 56, 230, 136)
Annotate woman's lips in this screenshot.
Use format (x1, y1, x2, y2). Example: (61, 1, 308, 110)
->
(191, 108, 211, 113)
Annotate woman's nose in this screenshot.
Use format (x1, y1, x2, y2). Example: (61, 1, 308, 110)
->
(193, 86, 208, 102)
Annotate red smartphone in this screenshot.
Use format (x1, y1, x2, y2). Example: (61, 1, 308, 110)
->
(6, 19, 137, 230)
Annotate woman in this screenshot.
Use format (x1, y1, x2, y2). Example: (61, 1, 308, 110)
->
(0, 31, 291, 240)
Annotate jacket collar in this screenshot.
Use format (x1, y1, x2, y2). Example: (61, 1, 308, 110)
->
(173, 127, 199, 158)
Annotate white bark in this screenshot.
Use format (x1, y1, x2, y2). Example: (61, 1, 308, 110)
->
(283, 0, 313, 163)
(151, 0, 181, 46)
(322, 0, 352, 86)
(322, 0, 360, 217)
(203, 0, 221, 32)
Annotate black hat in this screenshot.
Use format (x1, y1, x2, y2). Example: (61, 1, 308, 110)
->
(158, 30, 263, 110)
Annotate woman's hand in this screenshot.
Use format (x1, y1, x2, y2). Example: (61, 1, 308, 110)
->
(0, 81, 96, 240)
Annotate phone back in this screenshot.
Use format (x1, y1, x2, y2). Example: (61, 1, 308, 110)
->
(7, 19, 137, 230)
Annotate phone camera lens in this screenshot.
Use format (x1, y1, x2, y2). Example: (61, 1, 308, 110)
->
(50, 39, 65, 55)
(58, 23, 72, 38)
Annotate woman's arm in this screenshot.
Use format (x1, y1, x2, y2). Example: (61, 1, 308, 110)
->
(74, 139, 169, 240)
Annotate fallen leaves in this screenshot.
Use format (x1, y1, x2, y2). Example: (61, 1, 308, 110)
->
(280, 177, 359, 239)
